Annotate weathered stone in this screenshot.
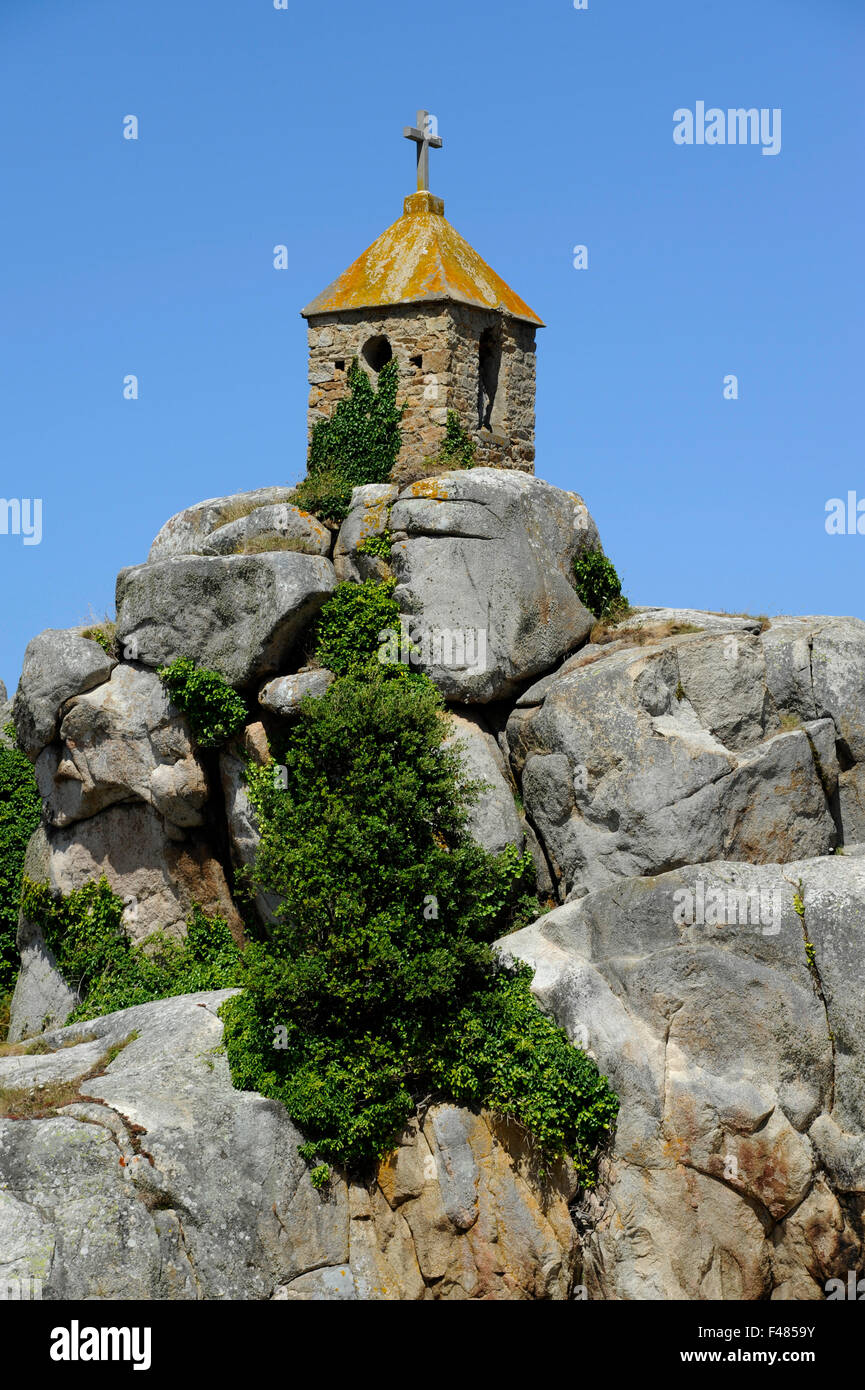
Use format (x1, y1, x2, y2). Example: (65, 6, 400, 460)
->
(508, 630, 838, 899)
(0, 993, 578, 1300)
(147, 487, 297, 561)
(13, 629, 116, 760)
(201, 503, 331, 558)
(34, 664, 208, 830)
(444, 709, 523, 855)
(115, 552, 336, 687)
(333, 484, 398, 582)
(498, 854, 865, 1300)
(389, 469, 595, 701)
(258, 668, 334, 717)
(14, 804, 241, 952)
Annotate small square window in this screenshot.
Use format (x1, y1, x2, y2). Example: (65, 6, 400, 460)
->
(410, 354, 423, 369)
(334, 359, 346, 371)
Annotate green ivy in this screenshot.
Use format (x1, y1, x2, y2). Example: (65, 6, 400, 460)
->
(356, 531, 393, 560)
(0, 733, 42, 996)
(157, 658, 247, 748)
(24, 876, 243, 1023)
(220, 668, 618, 1181)
(292, 358, 405, 523)
(572, 546, 627, 620)
(436, 410, 476, 470)
(313, 578, 407, 679)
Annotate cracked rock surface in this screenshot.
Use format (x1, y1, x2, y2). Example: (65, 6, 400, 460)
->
(499, 853, 865, 1300)
(0, 992, 579, 1300)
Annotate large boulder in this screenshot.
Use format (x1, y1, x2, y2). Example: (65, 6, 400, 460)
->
(13, 802, 240, 953)
(388, 470, 596, 702)
(201, 503, 331, 558)
(13, 629, 116, 760)
(499, 853, 865, 1300)
(219, 724, 282, 931)
(507, 626, 841, 899)
(444, 710, 523, 856)
(258, 668, 335, 717)
(34, 664, 208, 831)
(147, 487, 299, 561)
(0, 992, 578, 1300)
(333, 484, 399, 583)
(115, 552, 336, 687)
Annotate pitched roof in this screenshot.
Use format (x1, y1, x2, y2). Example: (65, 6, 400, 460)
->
(301, 192, 544, 327)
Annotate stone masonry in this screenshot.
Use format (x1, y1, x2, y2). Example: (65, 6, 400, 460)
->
(305, 302, 537, 473)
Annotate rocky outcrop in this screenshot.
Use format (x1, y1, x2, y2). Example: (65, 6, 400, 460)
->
(499, 852, 865, 1300)
(13, 630, 116, 760)
(34, 664, 209, 831)
(389, 469, 596, 701)
(0, 992, 579, 1300)
(116, 552, 337, 688)
(8, 472, 865, 1303)
(147, 488, 306, 561)
(333, 483, 398, 583)
(506, 622, 853, 900)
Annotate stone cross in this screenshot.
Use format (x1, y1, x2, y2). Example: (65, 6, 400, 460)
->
(403, 110, 443, 192)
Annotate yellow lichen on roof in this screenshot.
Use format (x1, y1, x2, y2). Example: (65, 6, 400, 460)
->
(301, 193, 544, 327)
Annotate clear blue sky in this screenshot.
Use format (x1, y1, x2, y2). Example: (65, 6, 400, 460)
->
(1, 0, 862, 692)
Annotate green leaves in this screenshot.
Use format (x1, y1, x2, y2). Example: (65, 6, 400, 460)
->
(436, 409, 475, 470)
(157, 657, 247, 748)
(292, 357, 405, 524)
(313, 578, 403, 679)
(25, 876, 243, 1023)
(572, 545, 626, 620)
(0, 740, 42, 995)
(222, 664, 618, 1182)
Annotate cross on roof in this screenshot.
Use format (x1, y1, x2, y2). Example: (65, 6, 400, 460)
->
(403, 109, 443, 193)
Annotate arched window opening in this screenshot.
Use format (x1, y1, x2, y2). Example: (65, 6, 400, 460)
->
(362, 334, 393, 374)
(478, 326, 502, 431)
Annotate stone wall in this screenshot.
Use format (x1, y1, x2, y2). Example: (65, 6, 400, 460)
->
(305, 303, 536, 474)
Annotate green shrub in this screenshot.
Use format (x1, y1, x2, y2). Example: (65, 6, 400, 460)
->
(221, 669, 617, 1181)
(356, 531, 393, 560)
(292, 359, 405, 523)
(157, 658, 247, 748)
(313, 578, 405, 679)
(81, 625, 116, 657)
(24, 876, 243, 1023)
(436, 410, 475, 470)
(573, 546, 626, 620)
(0, 734, 42, 995)
(290, 468, 354, 527)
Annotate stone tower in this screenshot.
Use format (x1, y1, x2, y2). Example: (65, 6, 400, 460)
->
(301, 111, 544, 475)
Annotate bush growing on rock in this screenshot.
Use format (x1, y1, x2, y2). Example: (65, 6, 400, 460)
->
(221, 666, 618, 1182)
(572, 545, 626, 620)
(292, 358, 405, 523)
(157, 657, 247, 747)
(23, 876, 243, 1021)
(0, 730, 42, 1004)
(313, 577, 407, 679)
